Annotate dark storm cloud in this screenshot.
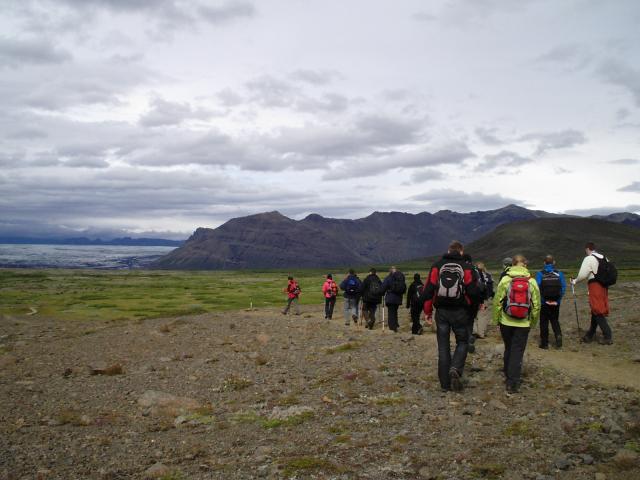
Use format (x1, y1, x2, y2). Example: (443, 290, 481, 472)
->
(598, 58, 640, 107)
(619, 181, 640, 193)
(0, 36, 72, 68)
(409, 189, 524, 212)
(139, 97, 213, 127)
(519, 129, 587, 156)
(475, 150, 533, 172)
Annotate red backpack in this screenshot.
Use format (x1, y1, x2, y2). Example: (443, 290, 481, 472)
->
(503, 276, 531, 319)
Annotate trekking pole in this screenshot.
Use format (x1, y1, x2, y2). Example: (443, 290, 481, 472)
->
(382, 304, 386, 331)
(570, 278, 581, 336)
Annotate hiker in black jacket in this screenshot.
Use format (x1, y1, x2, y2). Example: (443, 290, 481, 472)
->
(381, 266, 406, 332)
(419, 241, 481, 392)
(463, 254, 481, 353)
(361, 268, 383, 329)
(406, 273, 424, 335)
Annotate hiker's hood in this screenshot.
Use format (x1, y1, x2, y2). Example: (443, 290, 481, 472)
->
(542, 264, 556, 273)
(507, 265, 531, 278)
(413, 273, 421, 282)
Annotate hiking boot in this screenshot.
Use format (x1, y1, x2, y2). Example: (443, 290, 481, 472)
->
(598, 338, 613, 345)
(352, 314, 358, 324)
(581, 334, 594, 344)
(555, 335, 563, 348)
(538, 343, 549, 350)
(468, 343, 475, 354)
(449, 369, 463, 392)
(366, 320, 374, 330)
(506, 383, 519, 395)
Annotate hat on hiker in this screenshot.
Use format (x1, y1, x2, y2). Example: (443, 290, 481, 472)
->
(502, 257, 512, 267)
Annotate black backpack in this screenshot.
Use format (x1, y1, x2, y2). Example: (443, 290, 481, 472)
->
(475, 267, 488, 301)
(593, 254, 617, 288)
(539, 270, 562, 300)
(366, 277, 383, 301)
(390, 273, 406, 295)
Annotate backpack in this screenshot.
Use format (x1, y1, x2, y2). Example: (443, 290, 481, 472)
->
(390, 274, 406, 295)
(503, 276, 531, 319)
(412, 282, 424, 306)
(593, 254, 617, 288)
(436, 263, 465, 305)
(539, 270, 562, 300)
(366, 277, 383, 302)
(291, 282, 301, 296)
(475, 268, 488, 300)
(346, 276, 360, 297)
(326, 280, 337, 297)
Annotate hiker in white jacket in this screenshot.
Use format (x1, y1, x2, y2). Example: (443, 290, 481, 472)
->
(571, 242, 612, 344)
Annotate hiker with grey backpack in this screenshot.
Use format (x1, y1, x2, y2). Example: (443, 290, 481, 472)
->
(419, 241, 480, 392)
(535, 255, 566, 349)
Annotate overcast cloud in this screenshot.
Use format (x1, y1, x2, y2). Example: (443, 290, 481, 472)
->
(1, 0, 639, 238)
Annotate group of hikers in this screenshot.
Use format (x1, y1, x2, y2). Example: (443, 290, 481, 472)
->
(283, 240, 616, 394)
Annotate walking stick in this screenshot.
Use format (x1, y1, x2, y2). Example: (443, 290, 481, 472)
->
(570, 278, 582, 336)
(382, 304, 386, 331)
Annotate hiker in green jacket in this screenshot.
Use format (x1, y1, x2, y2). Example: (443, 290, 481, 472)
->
(493, 255, 541, 394)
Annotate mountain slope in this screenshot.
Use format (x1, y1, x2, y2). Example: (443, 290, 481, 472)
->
(466, 217, 640, 268)
(153, 205, 554, 270)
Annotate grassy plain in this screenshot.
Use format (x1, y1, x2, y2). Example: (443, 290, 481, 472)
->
(2, 266, 639, 323)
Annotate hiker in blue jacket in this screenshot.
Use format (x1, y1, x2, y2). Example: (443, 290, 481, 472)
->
(340, 269, 362, 326)
(535, 255, 567, 349)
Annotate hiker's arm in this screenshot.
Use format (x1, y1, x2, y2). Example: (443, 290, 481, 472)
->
(574, 257, 595, 284)
(492, 277, 508, 325)
(421, 267, 438, 318)
(529, 279, 541, 327)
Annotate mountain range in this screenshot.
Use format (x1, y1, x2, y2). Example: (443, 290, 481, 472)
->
(0, 236, 184, 247)
(152, 205, 640, 270)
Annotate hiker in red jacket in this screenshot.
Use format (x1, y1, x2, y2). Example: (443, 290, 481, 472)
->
(282, 276, 301, 315)
(322, 273, 338, 319)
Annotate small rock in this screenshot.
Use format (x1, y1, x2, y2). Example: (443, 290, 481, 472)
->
(489, 399, 508, 410)
(602, 420, 624, 435)
(554, 457, 571, 470)
(144, 462, 170, 479)
(595, 473, 606, 480)
(565, 397, 581, 405)
(579, 454, 594, 465)
(89, 364, 123, 376)
(418, 466, 432, 478)
(79, 415, 92, 426)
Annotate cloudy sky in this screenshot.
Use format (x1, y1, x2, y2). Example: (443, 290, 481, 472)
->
(1, 0, 639, 239)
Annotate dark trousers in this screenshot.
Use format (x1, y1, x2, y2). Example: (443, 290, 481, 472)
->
(386, 304, 400, 331)
(500, 324, 530, 389)
(324, 297, 336, 319)
(435, 308, 469, 389)
(363, 302, 378, 326)
(467, 304, 480, 347)
(539, 304, 561, 346)
(410, 305, 422, 334)
(586, 314, 612, 340)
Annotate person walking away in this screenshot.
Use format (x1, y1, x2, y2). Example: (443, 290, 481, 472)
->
(361, 268, 383, 329)
(381, 266, 406, 332)
(473, 262, 494, 339)
(463, 254, 482, 353)
(499, 257, 512, 282)
(419, 241, 480, 392)
(282, 276, 301, 315)
(493, 255, 541, 394)
(340, 269, 362, 326)
(572, 242, 616, 345)
(322, 274, 338, 320)
(535, 255, 566, 349)
(406, 273, 424, 334)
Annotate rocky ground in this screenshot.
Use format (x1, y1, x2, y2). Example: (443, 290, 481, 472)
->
(1, 283, 640, 480)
